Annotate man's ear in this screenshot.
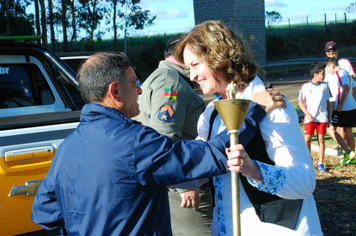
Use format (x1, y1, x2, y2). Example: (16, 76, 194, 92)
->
(107, 82, 121, 101)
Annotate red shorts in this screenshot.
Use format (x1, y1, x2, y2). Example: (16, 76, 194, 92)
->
(304, 122, 327, 135)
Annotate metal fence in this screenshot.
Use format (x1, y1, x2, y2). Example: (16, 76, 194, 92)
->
(260, 57, 356, 69)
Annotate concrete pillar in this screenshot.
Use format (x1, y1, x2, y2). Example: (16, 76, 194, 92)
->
(193, 0, 266, 64)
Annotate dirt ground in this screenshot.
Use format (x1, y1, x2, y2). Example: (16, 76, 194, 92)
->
(311, 151, 356, 236)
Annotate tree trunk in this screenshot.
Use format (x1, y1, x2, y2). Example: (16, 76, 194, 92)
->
(89, 2, 97, 44)
(113, 0, 117, 51)
(62, 0, 68, 52)
(69, 0, 77, 51)
(39, 0, 48, 46)
(4, 0, 10, 35)
(48, 0, 55, 51)
(34, 0, 41, 44)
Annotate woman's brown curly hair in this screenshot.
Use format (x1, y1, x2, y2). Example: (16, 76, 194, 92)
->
(175, 20, 258, 86)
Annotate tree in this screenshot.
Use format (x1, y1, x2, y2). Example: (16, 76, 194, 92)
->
(108, 0, 156, 51)
(61, 0, 68, 52)
(78, 0, 108, 47)
(0, 0, 34, 36)
(33, 0, 41, 38)
(39, 0, 47, 46)
(346, 2, 356, 16)
(48, 0, 55, 50)
(4, 0, 10, 35)
(49, 0, 76, 52)
(69, 0, 77, 51)
(266, 11, 282, 31)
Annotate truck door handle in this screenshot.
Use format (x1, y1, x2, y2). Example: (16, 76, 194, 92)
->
(4, 146, 55, 163)
(0, 146, 55, 174)
(8, 179, 41, 197)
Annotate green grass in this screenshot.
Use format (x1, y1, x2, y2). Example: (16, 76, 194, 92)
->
(274, 19, 356, 30)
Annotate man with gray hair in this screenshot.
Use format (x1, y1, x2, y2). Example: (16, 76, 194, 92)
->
(32, 52, 285, 235)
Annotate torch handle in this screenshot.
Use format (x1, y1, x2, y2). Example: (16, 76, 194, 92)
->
(230, 133, 241, 236)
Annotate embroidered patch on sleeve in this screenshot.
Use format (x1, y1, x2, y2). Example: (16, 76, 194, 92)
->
(158, 104, 174, 122)
(164, 88, 177, 99)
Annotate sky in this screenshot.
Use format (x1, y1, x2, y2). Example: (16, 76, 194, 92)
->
(131, 0, 356, 36)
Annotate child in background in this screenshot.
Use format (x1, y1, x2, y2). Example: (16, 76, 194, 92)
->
(324, 41, 356, 156)
(298, 62, 331, 171)
(324, 57, 356, 165)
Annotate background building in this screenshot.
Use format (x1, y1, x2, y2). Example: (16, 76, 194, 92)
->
(193, 0, 266, 64)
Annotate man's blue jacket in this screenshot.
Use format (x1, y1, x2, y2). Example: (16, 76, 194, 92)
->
(31, 102, 265, 235)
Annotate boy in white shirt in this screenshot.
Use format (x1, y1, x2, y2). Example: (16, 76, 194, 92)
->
(324, 41, 356, 155)
(324, 57, 356, 165)
(298, 62, 331, 171)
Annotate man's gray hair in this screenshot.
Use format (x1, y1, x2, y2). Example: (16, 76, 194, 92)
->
(77, 52, 131, 103)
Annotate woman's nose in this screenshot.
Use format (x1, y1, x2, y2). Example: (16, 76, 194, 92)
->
(189, 70, 197, 82)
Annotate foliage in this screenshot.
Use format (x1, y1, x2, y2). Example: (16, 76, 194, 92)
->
(106, 0, 156, 50)
(266, 11, 282, 31)
(346, 2, 356, 16)
(265, 21, 356, 61)
(0, 0, 34, 36)
(54, 20, 356, 79)
(114, 0, 156, 32)
(0, 0, 155, 52)
(127, 36, 166, 79)
(78, 0, 108, 44)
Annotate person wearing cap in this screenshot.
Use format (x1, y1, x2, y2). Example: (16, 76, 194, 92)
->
(324, 41, 356, 156)
(324, 41, 356, 98)
(134, 34, 212, 235)
(324, 57, 356, 164)
(325, 41, 356, 79)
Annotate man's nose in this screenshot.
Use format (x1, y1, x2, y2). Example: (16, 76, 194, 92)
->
(137, 86, 143, 95)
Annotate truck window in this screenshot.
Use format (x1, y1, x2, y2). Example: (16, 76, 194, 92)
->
(0, 64, 55, 109)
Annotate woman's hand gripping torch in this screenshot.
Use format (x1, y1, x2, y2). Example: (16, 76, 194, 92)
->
(213, 82, 251, 236)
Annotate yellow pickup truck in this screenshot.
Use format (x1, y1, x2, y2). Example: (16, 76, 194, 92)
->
(0, 43, 84, 235)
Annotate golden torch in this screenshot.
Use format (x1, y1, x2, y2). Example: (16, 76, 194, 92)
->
(213, 83, 251, 236)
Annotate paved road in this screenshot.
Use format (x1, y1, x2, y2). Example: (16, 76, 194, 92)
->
(268, 74, 310, 107)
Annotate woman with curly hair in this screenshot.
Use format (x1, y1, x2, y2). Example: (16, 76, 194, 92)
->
(175, 20, 322, 235)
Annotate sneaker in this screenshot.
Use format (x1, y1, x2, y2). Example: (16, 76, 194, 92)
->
(340, 151, 356, 165)
(337, 146, 344, 156)
(318, 163, 326, 171)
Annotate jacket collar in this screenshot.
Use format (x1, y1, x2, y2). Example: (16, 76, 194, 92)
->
(81, 103, 135, 124)
(159, 60, 192, 86)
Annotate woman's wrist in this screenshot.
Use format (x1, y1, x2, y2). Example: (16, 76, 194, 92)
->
(250, 162, 263, 183)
